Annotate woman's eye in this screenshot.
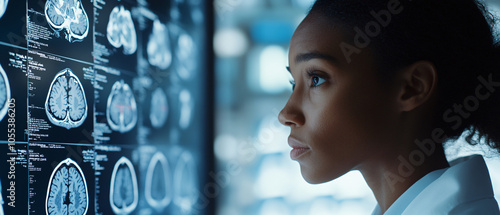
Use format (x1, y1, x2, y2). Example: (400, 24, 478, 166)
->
(311, 75, 326, 87)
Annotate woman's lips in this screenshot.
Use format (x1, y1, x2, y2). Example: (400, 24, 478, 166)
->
(288, 136, 310, 160)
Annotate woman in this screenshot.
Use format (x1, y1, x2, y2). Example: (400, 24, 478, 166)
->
(278, 0, 500, 214)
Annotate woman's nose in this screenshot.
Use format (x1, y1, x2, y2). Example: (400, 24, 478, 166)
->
(278, 100, 305, 127)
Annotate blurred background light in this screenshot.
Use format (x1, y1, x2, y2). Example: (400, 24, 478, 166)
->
(214, 28, 249, 57)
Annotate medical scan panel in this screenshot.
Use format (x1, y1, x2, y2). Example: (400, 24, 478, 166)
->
(110, 157, 138, 215)
(145, 152, 172, 211)
(106, 80, 137, 133)
(147, 19, 172, 69)
(0, 64, 10, 122)
(46, 158, 89, 215)
(174, 152, 198, 212)
(0, 0, 8, 19)
(44, 0, 90, 42)
(107, 5, 137, 55)
(45, 68, 88, 129)
(150, 87, 168, 129)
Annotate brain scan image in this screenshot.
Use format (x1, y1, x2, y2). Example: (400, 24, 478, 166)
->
(179, 89, 193, 129)
(46, 158, 89, 215)
(109, 157, 139, 215)
(175, 32, 196, 79)
(106, 5, 137, 55)
(150, 87, 168, 129)
(44, 0, 90, 42)
(173, 152, 198, 213)
(145, 152, 172, 211)
(147, 19, 172, 69)
(0, 64, 10, 122)
(0, 0, 8, 19)
(45, 68, 88, 129)
(106, 80, 137, 133)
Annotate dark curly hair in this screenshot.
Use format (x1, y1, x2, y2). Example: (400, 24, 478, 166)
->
(309, 0, 500, 151)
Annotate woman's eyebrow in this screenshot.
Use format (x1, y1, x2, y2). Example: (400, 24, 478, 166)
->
(295, 52, 337, 64)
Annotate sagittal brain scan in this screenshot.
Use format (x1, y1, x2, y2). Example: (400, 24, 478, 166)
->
(44, 0, 90, 42)
(106, 80, 137, 133)
(147, 19, 172, 69)
(46, 158, 89, 215)
(45, 68, 88, 129)
(107, 5, 137, 55)
(0, 64, 10, 122)
(0, 0, 8, 19)
(150, 87, 168, 129)
(145, 152, 172, 211)
(109, 157, 139, 215)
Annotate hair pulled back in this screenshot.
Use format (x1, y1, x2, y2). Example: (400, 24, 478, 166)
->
(310, 0, 500, 151)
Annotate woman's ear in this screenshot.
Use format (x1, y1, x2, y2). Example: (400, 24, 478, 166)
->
(397, 61, 438, 112)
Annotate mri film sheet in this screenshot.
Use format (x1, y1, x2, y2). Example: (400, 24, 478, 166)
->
(28, 143, 95, 215)
(28, 50, 94, 143)
(27, 0, 93, 63)
(94, 65, 138, 145)
(94, 0, 138, 71)
(95, 145, 139, 215)
(0, 45, 27, 142)
(0, 0, 27, 47)
(0, 143, 28, 214)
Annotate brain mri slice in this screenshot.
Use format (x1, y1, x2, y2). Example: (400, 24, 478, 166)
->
(147, 19, 172, 69)
(150, 87, 168, 129)
(107, 5, 137, 55)
(173, 152, 198, 213)
(179, 89, 193, 129)
(145, 152, 172, 211)
(0, 0, 8, 19)
(106, 80, 137, 133)
(46, 158, 89, 215)
(44, 0, 89, 42)
(0, 64, 10, 122)
(175, 31, 196, 79)
(45, 68, 88, 129)
(109, 157, 139, 215)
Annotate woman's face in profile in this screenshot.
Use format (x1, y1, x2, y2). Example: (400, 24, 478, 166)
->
(279, 13, 401, 183)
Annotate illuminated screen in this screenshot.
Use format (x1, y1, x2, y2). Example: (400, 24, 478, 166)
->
(0, 0, 212, 214)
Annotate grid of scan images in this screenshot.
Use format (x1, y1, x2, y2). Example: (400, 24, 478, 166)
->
(0, 0, 212, 214)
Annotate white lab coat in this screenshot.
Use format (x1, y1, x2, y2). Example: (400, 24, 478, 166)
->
(372, 155, 500, 215)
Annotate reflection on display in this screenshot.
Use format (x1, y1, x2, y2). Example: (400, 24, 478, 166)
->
(109, 156, 138, 215)
(107, 5, 137, 55)
(0, 64, 10, 121)
(174, 152, 198, 213)
(145, 152, 172, 211)
(147, 19, 172, 69)
(150, 87, 168, 129)
(0, 0, 7, 19)
(44, 0, 89, 42)
(46, 158, 89, 215)
(45, 68, 88, 129)
(106, 80, 137, 133)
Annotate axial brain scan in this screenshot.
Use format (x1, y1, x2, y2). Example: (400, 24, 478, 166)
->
(110, 157, 138, 215)
(106, 5, 137, 55)
(45, 68, 88, 129)
(150, 87, 168, 129)
(145, 152, 172, 211)
(174, 152, 198, 212)
(147, 19, 172, 69)
(46, 158, 89, 215)
(106, 80, 137, 133)
(44, 0, 90, 42)
(0, 0, 8, 19)
(0, 64, 10, 122)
